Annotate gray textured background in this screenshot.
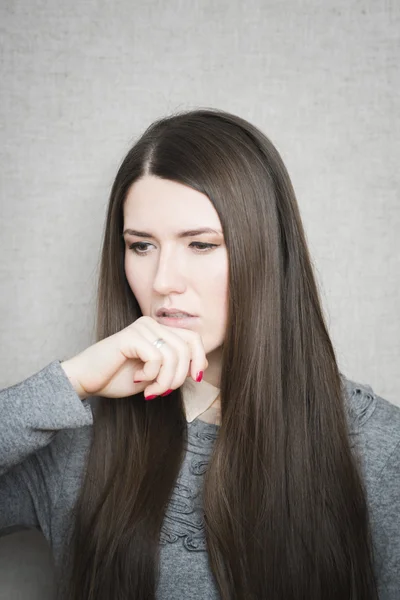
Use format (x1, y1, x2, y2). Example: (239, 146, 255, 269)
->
(0, 0, 399, 597)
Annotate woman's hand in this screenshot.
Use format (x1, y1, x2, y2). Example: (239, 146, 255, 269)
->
(60, 316, 208, 400)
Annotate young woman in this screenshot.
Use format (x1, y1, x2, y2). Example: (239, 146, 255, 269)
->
(1, 108, 399, 600)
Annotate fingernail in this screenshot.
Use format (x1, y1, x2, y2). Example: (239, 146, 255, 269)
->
(161, 389, 173, 397)
(196, 371, 203, 382)
(145, 394, 158, 400)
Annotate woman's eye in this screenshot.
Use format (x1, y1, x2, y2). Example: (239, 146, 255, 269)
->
(190, 242, 219, 252)
(128, 242, 219, 255)
(129, 242, 151, 254)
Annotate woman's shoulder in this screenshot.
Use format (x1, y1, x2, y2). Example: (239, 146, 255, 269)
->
(340, 373, 400, 484)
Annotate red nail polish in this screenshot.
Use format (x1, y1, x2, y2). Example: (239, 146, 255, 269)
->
(161, 389, 173, 397)
(145, 394, 158, 400)
(196, 371, 203, 382)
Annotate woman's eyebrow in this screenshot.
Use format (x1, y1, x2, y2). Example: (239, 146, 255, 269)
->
(122, 227, 222, 239)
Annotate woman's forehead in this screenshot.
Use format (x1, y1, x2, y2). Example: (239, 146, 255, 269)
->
(124, 175, 222, 231)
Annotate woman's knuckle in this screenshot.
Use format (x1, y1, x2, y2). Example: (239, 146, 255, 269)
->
(184, 346, 191, 360)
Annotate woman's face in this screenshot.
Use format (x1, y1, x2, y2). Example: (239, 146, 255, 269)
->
(123, 175, 228, 361)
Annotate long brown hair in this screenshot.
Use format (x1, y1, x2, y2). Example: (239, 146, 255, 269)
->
(61, 108, 378, 599)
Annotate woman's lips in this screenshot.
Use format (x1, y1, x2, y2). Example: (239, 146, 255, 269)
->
(156, 315, 199, 328)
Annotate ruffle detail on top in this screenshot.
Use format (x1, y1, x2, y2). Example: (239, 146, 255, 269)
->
(159, 419, 218, 552)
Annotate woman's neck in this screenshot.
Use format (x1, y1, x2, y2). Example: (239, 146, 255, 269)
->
(203, 344, 222, 388)
(196, 393, 221, 425)
(181, 345, 222, 424)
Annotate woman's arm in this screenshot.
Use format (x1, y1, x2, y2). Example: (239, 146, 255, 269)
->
(0, 360, 93, 476)
(371, 438, 400, 599)
(0, 360, 93, 537)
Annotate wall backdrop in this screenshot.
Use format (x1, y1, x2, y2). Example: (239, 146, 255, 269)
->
(0, 0, 399, 597)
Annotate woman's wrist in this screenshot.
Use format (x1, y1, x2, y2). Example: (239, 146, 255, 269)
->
(60, 358, 88, 401)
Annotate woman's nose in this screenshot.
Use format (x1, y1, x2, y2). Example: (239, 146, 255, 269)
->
(152, 253, 187, 295)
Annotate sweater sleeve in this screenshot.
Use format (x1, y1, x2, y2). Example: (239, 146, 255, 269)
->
(0, 360, 93, 537)
(371, 439, 400, 600)
(0, 360, 93, 476)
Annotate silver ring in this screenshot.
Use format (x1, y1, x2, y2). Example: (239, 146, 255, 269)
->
(153, 337, 166, 349)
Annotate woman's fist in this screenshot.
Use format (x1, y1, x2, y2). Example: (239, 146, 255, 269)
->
(60, 316, 208, 400)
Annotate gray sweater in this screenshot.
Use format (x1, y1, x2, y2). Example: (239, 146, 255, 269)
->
(0, 360, 399, 599)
